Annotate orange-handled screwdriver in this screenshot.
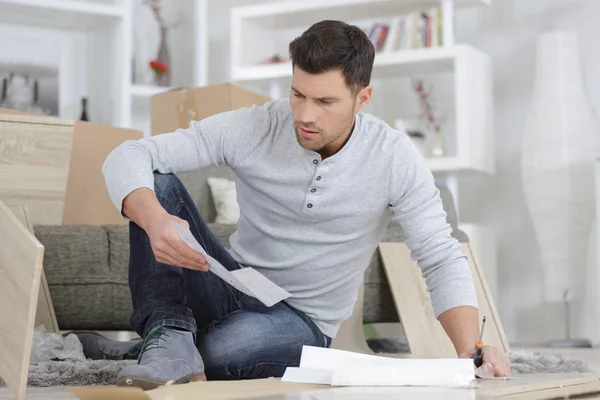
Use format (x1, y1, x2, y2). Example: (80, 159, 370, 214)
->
(473, 316, 486, 368)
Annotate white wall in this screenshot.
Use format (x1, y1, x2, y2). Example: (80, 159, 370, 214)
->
(455, 0, 600, 345)
(210, 0, 600, 346)
(206, 0, 263, 85)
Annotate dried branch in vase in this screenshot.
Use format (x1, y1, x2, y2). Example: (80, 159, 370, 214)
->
(411, 78, 440, 133)
(142, 0, 184, 29)
(411, 77, 445, 157)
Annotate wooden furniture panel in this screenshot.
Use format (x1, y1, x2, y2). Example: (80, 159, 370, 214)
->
(144, 374, 600, 399)
(0, 113, 143, 226)
(0, 199, 45, 400)
(0, 114, 74, 225)
(378, 242, 509, 358)
(8, 205, 59, 333)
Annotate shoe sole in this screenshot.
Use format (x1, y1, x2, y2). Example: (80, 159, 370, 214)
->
(62, 330, 143, 342)
(116, 372, 207, 390)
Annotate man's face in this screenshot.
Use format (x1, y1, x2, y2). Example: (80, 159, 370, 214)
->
(290, 67, 371, 158)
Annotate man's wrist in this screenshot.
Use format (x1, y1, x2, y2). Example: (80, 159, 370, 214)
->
(437, 305, 480, 357)
(457, 348, 475, 358)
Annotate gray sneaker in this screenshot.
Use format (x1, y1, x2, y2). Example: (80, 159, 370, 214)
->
(116, 326, 206, 389)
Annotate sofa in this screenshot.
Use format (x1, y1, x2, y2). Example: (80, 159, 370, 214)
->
(32, 166, 468, 331)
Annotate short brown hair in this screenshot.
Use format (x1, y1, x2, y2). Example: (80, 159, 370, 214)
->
(288, 20, 375, 93)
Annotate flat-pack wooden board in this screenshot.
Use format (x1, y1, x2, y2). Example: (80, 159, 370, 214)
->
(378, 242, 509, 358)
(143, 374, 598, 400)
(146, 379, 326, 400)
(0, 199, 45, 400)
(0, 113, 142, 226)
(139, 374, 600, 400)
(8, 205, 59, 333)
(0, 114, 74, 225)
(475, 374, 600, 399)
(1, 373, 598, 400)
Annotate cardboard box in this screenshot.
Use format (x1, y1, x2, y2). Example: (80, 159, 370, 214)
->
(150, 83, 271, 135)
(0, 113, 142, 226)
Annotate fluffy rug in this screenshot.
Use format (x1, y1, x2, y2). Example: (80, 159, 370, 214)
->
(0, 360, 135, 387)
(367, 339, 594, 374)
(0, 347, 593, 387)
(508, 349, 593, 374)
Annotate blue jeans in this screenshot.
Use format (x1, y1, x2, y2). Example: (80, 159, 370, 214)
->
(128, 172, 331, 380)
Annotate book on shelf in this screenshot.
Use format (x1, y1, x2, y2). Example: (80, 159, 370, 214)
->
(361, 7, 443, 53)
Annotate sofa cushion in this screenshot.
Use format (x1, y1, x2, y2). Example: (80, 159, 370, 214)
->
(177, 166, 234, 224)
(105, 225, 130, 282)
(34, 225, 132, 329)
(34, 225, 110, 284)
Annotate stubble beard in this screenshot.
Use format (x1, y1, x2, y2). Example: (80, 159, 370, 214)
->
(294, 114, 356, 154)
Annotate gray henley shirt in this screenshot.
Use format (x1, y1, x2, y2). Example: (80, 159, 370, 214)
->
(102, 97, 478, 338)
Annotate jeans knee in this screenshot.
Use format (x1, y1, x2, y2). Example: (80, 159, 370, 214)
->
(153, 172, 185, 213)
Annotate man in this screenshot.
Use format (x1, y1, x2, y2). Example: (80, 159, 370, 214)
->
(102, 20, 510, 388)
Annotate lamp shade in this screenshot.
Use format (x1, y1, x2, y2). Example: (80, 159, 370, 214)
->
(521, 31, 597, 302)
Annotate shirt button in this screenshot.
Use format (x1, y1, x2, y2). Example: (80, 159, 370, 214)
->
(316, 176, 321, 181)
(311, 188, 316, 193)
(307, 203, 313, 208)
(313, 159, 319, 165)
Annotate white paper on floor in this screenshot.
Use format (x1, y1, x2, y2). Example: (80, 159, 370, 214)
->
(172, 221, 291, 307)
(282, 346, 475, 387)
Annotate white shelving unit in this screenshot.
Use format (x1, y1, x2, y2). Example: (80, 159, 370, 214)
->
(230, 0, 494, 181)
(129, 83, 173, 98)
(0, 0, 208, 136)
(0, 0, 126, 31)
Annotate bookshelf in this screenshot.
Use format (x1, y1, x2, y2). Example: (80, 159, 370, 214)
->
(0, 0, 126, 31)
(0, 0, 208, 136)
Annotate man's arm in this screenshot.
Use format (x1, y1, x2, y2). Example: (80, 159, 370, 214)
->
(388, 135, 510, 376)
(102, 103, 271, 217)
(388, 136, 479, 354)
(438, 305, 480, 356)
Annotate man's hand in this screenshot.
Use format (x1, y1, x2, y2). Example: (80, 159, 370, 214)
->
(145, 212, 210, 271)
(122, 187, 209, 271)
(459, 345, 511, 377)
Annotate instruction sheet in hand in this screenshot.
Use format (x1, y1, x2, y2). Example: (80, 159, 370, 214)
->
(172, 221, 291, 307)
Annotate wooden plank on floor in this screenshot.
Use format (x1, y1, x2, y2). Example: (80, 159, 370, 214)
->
(378, 242, 508, 358)
(0, 387, 78, 400)
(8, 206, 59, 333)
(143, 374, 600, 400)
(0, 200, 45, 400)
(477, 373, 600, 399)
(147, 378, 329, 400)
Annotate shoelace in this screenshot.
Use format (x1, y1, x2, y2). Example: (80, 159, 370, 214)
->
(134, 326, 171, 364)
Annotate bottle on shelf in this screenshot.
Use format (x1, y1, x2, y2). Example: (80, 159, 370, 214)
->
(80, 97, 89, 121)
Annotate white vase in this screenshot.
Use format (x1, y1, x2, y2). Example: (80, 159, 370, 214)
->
(521, 31, 597, 303)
